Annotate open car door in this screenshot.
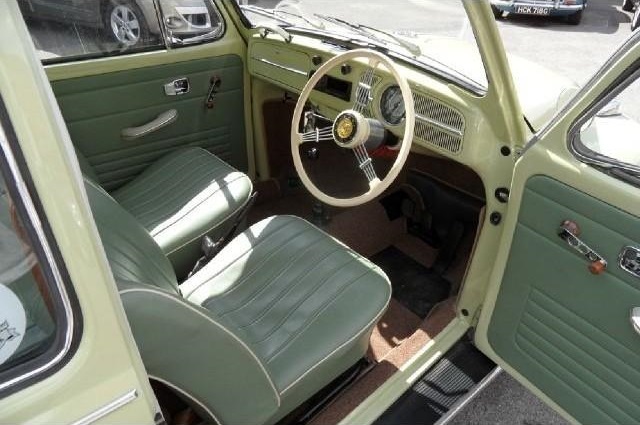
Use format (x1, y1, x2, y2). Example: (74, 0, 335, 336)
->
(474, 29, 640, 424)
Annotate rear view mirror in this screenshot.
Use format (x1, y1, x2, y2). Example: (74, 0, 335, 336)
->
(597, 99, 622, 117)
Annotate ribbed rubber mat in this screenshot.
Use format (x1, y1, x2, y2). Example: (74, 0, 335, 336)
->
(374, 340, 494, 425)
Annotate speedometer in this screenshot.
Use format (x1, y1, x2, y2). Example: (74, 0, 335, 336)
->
(380, 85, 405, 126)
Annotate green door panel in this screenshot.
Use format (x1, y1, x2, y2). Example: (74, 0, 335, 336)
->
(51, 55, 247, 191)
(488, 175, 640, 425)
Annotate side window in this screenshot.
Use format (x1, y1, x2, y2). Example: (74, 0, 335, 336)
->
(575, 76, 640, 170)
(157, 0, 224, 46)
(0, 126, 78, 395)
(18, 0, 225, 64)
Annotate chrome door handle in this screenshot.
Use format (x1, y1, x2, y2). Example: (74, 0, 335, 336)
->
(164, 78, 189, 96)
(620, 246, 640, 278)
(121, 109, 178, 141)
(558, 220, 607, 275)
(631, 308, 640, 335)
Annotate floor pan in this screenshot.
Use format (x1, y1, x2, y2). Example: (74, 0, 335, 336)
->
(371, 246, 450, 318)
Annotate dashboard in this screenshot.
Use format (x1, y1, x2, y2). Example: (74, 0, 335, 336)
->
(247, 34, 493, 167)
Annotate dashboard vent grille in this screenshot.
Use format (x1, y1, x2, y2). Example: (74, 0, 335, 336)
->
(412, 91, 464, 154)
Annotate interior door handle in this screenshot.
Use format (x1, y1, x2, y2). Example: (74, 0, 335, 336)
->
(631, 308, 640, 335)
(121, 109, 178, 141)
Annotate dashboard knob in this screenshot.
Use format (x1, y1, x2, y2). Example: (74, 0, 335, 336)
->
(341, 64, 352, 75)
(312, 55, 323, 66)
(306, 147, 320, 161)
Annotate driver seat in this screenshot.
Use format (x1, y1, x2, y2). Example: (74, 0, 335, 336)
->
(84, 179, 391, 425)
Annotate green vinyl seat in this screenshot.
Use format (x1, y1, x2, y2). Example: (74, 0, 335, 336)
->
(77, 147, 253, 278)
(84, 179, 391, 425)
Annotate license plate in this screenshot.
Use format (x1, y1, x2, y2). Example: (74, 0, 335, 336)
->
(515, 5, 552, 15)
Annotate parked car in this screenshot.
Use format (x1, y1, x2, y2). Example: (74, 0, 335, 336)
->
(490, 0, 587, 24)
(1, 1, 640, 424)
(17, 0, 218, 46)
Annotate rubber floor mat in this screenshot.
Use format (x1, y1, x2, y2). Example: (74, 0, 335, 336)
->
(374, 340, 495, 425)
(370, 246, 450, 318)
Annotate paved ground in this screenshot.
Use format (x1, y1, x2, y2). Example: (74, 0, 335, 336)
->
(448, 371, 569, 425)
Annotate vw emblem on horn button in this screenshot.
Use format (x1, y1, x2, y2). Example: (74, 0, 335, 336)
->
(333, 113, 358, 145)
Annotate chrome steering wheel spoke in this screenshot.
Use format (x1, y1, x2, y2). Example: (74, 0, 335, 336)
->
(353, 144, 378, 183)
(299, 126, 335, 144)
(353, 65, 377, 115)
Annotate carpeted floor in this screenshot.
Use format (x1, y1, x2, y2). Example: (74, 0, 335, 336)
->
(309, 297, 457, 425)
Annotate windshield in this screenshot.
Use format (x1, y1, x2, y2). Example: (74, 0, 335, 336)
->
(236, 0, 488, 91)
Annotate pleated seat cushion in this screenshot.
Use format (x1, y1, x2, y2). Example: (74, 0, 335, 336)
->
(181, 215, 391, 422)
(112, 147, 252, 277)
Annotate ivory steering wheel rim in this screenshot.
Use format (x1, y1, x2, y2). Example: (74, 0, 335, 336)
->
(290, 48, 415, 208)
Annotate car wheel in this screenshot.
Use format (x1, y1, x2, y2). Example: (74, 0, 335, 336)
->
(491, 4, 503, 19)
(623, 0, 635, 12)
(567, 9, 583, 25)
(103, 0, 149, 47)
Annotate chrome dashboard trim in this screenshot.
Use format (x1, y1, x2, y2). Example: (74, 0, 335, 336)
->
(415, 113, 464, 137)
(254, 57, 308, 77)
(70, 389, 138, 425)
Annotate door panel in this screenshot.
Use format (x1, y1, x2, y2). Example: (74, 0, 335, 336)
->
(51, 55, 247, 190)
(487, 176, 640, 424)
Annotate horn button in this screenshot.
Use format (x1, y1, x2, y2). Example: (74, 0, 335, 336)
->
(333, 110, 366, 149)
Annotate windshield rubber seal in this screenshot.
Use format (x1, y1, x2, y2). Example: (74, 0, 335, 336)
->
(567, 57, 640, 177)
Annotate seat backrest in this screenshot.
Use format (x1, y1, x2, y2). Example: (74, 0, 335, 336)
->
(84, 180, 280, 425)
(84, 179, 178, 293)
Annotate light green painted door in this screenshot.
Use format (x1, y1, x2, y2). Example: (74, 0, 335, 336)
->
(474, 33, 640, 425)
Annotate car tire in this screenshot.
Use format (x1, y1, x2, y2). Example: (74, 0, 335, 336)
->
(567, 9, 583, 25)
(102, 0, 149, 47)
(623, 0, 635, 12)
(491, 4, 503, 19)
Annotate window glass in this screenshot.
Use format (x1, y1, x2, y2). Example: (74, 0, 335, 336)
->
(19, 0, 165, 62)
(158, 0, 225, 47)
(0, 175, 56, 376)
(235, 0, 488, 91)
(18, 0, 225, 63)
(577, 77, 640, 168)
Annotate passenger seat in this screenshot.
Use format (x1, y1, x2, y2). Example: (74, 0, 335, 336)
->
(77, 147, 253, 278)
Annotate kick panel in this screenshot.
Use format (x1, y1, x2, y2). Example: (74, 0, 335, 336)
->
(52, 55, 247, 191)
(488, 176, 640, 424)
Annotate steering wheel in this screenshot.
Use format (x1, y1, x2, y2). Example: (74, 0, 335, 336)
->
(291, 48, 415, 208)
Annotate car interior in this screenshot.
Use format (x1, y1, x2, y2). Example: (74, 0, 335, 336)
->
(5, 0, 640, 423)
(12, 1, 509, 424)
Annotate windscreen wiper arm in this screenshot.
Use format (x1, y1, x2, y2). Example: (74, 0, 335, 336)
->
(239, 5, 292, 26)
(358, 25, 421, 56)
(314, 14, 420, 57)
